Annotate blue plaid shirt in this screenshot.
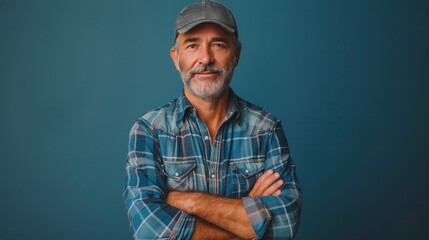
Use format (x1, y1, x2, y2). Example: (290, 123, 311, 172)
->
(124, 90, 302, 239)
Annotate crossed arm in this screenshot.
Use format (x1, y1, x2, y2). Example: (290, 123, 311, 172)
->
(125, 120, 302, 239)
(166, 170, 284, 240)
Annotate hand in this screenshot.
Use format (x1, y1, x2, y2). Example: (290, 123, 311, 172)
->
(248, 170, 283, 197)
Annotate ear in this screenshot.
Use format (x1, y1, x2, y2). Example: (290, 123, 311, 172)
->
(170, 47, 180, 71)
(234, 42, 242, 66)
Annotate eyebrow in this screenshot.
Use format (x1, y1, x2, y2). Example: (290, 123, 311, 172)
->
(183, 37, 200, 45)
(182, 37, 229, 45)
(211, 37, 229, 43)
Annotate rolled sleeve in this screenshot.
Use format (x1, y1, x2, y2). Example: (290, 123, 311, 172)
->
(242, 197, 272, 239)
(260, 195, 301, 239)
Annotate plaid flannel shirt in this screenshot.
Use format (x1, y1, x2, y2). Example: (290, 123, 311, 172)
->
(124, 90, 302, 239)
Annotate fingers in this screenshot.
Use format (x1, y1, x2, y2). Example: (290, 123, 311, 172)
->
(273, 189, 281, 196)
(249, 170, 283, 197)
(262, 179, 283, 196)
(249, 170, 273, 197)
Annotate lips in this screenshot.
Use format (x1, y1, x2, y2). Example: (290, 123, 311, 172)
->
(196, 71, 218, 74)
(193, 71, 220, 77)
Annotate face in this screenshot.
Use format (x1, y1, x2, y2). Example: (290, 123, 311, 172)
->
(171, 23, 240, 101)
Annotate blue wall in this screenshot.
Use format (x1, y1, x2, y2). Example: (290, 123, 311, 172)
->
(1, 0, 428, 239)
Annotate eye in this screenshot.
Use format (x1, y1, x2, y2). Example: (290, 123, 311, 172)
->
(186, 44, 198, 49)
(212, 43, 227, 49)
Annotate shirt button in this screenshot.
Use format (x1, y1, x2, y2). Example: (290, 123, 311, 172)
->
(204, 136, 209, 140)
(175, 172, 179, 177)
(211, 173, 215, 179)
(245, 169, 249, 174)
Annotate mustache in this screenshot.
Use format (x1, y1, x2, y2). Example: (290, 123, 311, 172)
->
(189, 64, 224, 75)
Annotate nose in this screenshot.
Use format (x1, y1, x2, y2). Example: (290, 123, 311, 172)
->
(198, 44, 214, 65)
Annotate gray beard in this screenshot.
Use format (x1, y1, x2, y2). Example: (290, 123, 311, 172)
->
(179, 60, 235, 101)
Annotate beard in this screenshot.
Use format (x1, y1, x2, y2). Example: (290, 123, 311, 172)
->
(179, 59, 235, 100)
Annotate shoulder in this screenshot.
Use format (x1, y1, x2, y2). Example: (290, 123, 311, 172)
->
(136, 98, 180, 134)
(236, 96, 280, 136)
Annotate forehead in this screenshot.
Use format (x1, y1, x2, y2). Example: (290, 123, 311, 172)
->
(177, 23, 234, 42)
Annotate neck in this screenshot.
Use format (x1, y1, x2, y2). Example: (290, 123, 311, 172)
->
(184, 88, 230, 140)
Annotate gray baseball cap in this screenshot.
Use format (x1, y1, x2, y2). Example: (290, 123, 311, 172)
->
(175, 0, 238, 39)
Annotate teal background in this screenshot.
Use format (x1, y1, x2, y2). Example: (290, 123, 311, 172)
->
(1, 0, 428, 239)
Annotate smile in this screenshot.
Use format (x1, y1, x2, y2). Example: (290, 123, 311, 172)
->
(195, 71, 218, 75)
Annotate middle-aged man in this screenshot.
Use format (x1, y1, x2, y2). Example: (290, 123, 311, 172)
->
(124, 0, 302, 239)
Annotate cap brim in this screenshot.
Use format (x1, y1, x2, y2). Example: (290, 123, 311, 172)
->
(177, 19, 236, 34)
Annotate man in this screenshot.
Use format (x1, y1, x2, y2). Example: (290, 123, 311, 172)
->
(124, 0, 302, 239)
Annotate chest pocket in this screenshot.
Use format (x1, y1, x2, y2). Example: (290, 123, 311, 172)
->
(162, 160, 197, 191)
(227, 157, 265, 198)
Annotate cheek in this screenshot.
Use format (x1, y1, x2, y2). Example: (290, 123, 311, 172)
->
(219, 55, 236, 69)
(178, 53, 198, 71)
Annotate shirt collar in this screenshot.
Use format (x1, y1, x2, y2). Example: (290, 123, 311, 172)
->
(176, 88, 240, 124)
(176, 90, 195, 123)
(225, 89, 239, 120)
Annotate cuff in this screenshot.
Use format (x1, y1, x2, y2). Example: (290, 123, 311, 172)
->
(243, 197, 272, 239)
(171, 211, 195, 240)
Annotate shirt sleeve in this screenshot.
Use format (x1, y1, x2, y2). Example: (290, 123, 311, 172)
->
(123, 119, 195, 240)
(242, 121, 302, 239)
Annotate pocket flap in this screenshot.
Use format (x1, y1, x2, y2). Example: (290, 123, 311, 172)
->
(163, 160, 196, 181)
(232, 159, 265, 178)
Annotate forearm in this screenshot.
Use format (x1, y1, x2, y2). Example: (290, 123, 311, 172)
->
(167, 191, 256, 239)
(191, 218, 243, 240)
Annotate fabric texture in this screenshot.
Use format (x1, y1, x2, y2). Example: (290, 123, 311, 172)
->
(124, 90, 302, 239)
